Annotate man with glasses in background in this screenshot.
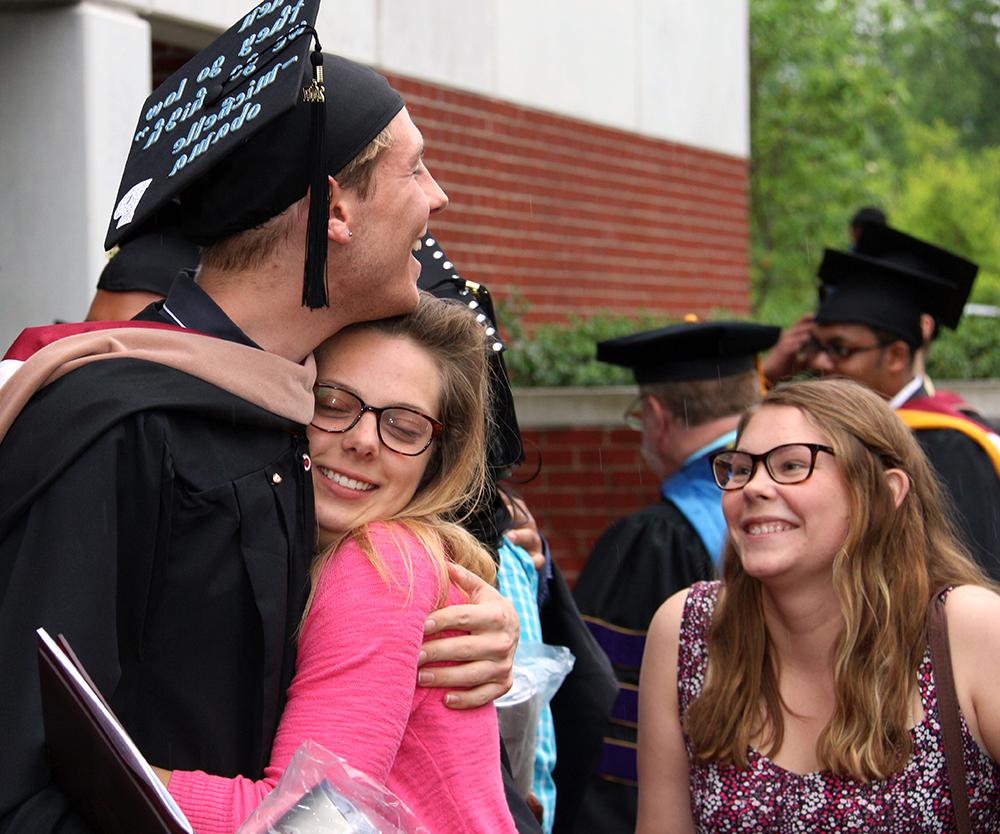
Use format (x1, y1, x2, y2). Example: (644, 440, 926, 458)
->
(765, 226, 1000, 580)
(571, 320, 779, 834)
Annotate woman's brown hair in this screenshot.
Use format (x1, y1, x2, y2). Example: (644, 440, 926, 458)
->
(309, 292, 496, 606)
(685, 377, 991, 780)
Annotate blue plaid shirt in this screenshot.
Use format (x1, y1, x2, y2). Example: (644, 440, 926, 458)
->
(497, 537, 557, 833)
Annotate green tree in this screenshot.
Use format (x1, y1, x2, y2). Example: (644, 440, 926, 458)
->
(880, 0, 1000, 151)
(749, 0, 1000, 378)
(749, 0, 904, 324)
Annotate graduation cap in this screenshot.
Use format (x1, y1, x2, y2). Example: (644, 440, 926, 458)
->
(106, 0, 404, 308)
(98, 204, 199, 296)
(815, 248, 956, 348)
(597, 320, 781, 385)
(852, 223, 978, 332)
(414, 233, 524, 554)
(415, 233, 523, 470)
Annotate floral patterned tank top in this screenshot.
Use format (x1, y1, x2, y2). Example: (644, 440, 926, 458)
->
(678, 581, 1000, 833)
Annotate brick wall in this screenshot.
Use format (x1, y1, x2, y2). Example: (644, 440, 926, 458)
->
(386, 73, 751, 325)
(509, 426, 656, 583)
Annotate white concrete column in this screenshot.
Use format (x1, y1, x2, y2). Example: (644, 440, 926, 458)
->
(0, 3, 151, 348)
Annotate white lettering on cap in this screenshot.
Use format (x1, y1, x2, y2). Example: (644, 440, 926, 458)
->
(113, 178, 154, 229)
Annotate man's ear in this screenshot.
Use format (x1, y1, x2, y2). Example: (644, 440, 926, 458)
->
(645, 396, 673, 441)
(884, 468, 910, 509)
(327, 175, 355, 245)
(883, 340, 913, 375)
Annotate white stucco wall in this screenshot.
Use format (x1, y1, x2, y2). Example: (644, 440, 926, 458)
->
(120, 0, 750, 156)
(0, 4, 151, 344)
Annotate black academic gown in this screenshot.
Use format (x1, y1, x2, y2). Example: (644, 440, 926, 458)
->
(0, 292, 314, 832)
(571, 501, 715, 834)
(909, 424, 1000, 583)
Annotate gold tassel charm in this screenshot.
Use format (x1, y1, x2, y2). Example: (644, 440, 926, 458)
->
(302, 62, 325, 103)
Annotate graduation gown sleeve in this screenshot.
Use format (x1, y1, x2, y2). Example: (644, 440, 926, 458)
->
(915, 427, 1000, 582)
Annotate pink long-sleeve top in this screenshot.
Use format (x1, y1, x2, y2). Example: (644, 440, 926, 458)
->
(168, 522, 517, 834)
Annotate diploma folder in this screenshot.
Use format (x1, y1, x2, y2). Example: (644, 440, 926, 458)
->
(35, 627, 194, 834)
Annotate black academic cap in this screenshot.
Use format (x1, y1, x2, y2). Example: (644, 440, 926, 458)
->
(415, 233, 523, 470)
(850, 206, 887, 229)
(415, 233, 524, 553)
(815, 248, 956, 348)
(106, 0, 404, 308)
(98, 204, 199, 295)
(853, 224, 978, 330)
(597, 320, 781, 385)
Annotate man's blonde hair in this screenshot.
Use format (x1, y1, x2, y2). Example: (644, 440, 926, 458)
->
(200, 124, 396, 273)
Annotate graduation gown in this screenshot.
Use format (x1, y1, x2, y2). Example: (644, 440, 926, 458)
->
(572, 462, 718, 834)
(0, 324, 315, 833)
(898, 389, 1000, 582)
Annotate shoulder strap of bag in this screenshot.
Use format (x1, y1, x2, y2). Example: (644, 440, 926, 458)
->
(927, 588, 973, 834)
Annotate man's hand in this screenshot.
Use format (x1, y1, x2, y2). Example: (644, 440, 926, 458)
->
(760, 313, 815, 385)
(502, 493, 545, 571)
(418, 561, 519, 708)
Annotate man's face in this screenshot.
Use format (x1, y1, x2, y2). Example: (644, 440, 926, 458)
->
(341, 108, 448, 320)
(804, 322, 898, 397)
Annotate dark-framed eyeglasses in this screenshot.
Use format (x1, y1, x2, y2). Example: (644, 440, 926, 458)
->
(623, 396, 646, 431)
(310, 385, 443, 456)
(801, 337, 889, 362)
(709, 443, 835, 490)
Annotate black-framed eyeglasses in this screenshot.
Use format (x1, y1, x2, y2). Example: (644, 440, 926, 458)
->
(709, 443, 835, 490)
(801, 337, 889, 361)
(623, 396, 646, 431)
(310, 385, 443, 456)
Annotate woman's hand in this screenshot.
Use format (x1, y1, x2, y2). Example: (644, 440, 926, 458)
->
(152, 766, 172, 788)
(418, 561, 519, 708)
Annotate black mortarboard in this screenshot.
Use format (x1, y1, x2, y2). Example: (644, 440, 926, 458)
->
(415, 233, 523, 470)
(415, 233, 524, 553)
(97, 205, 199, 295)
(597, 321, 781, 385)
(105, 0, 404, 308)
(815, 248, 956, 348)
(852, 224, 978, 331)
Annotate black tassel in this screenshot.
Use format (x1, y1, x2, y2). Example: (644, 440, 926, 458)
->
(302, 38, 329, 308)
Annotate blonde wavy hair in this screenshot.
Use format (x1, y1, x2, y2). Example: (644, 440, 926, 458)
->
(685, 377, 992, 780)
(308, 292, 496, 608)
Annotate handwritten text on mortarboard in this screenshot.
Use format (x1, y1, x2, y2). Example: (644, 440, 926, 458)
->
(131, 0, 310, 178)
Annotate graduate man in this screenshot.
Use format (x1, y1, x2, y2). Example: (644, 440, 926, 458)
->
(801, 228, 1000, 580)
(572, 320, 779, 834)
(0, 5, 522, 832)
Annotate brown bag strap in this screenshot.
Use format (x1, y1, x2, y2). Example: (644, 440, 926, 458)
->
(927, 588, 973, 834)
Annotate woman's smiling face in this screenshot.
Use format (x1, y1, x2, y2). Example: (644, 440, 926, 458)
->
(722, 405, 851, 586)
(308, 327, 442, 549)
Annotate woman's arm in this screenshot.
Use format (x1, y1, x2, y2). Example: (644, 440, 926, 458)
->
(636, 589, 695, 834)
(946, 584, 1000, 762)
(166, 523, 445, 834)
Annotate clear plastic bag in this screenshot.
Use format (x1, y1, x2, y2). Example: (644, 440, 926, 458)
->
(236, 740, 427, 834)
(494, 641, 575, 795)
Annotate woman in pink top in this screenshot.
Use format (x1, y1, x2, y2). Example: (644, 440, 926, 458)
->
(159, 295, 518, 834)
